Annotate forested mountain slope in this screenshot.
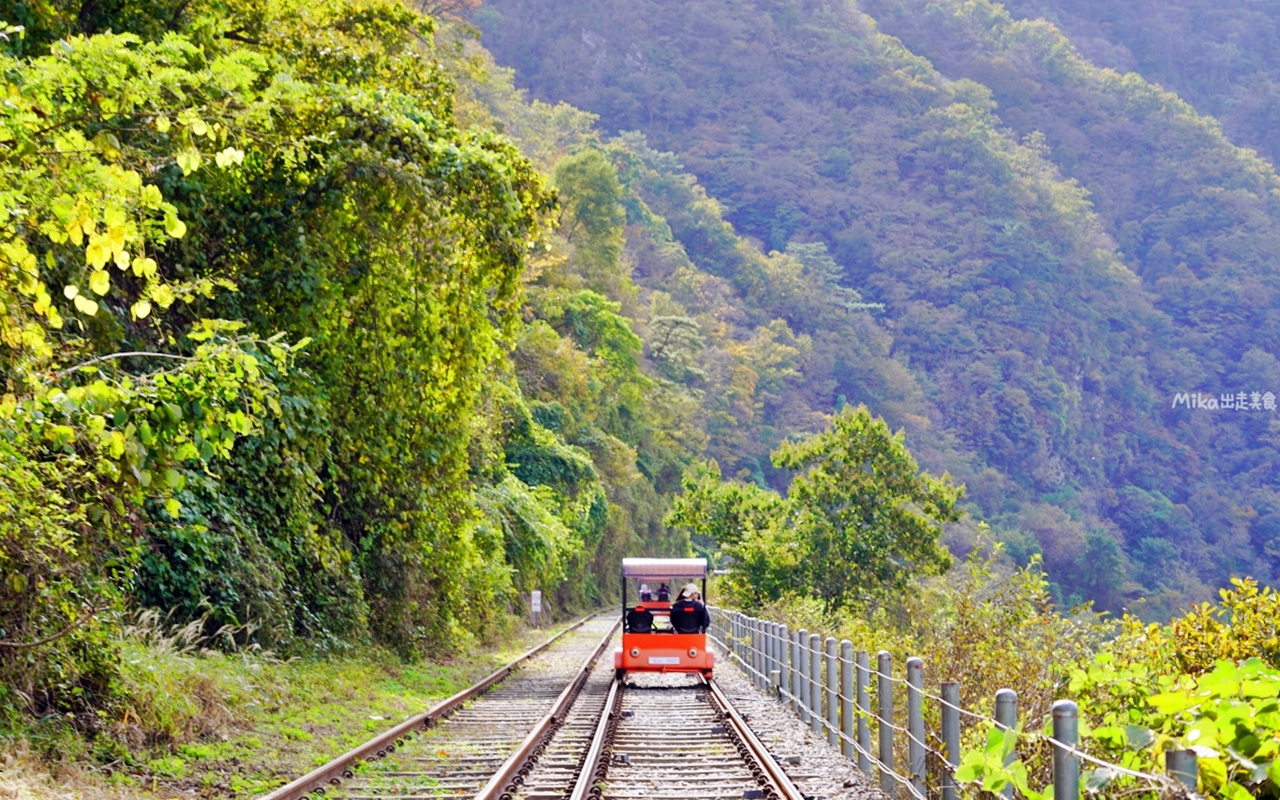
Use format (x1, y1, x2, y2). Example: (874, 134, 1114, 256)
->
(475, 0, 1280, 615)
(970, 0, 1280, 168)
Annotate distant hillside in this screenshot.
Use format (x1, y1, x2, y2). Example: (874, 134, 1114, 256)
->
(475, 0, 1280, 615)
(978, 0, 1280, 168)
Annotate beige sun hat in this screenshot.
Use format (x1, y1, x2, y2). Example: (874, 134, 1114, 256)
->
(678, 582, 700, 600)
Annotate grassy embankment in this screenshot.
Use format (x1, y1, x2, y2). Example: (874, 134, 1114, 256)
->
(0, 614, 587, 799)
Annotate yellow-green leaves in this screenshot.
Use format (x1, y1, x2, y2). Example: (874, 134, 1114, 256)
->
(0, 0, 553, 712)
(175, 148, 202, 175)
(177, 109, 211, 138)
(131, 256, 157, 277)
(148, 284, 176, 310)
(164, 211, 187, 239)
(73, 294, 98, 316)
(0, 31, 228, 353)
(141, 184, 163, 209)
(954, 725, 1037, 799)
(214, 147, 245, 168)
(88, 269, 110, 295)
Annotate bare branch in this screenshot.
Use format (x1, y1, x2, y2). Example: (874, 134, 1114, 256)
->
(0, 604, 110, 649)
(54, 350, 193, 380)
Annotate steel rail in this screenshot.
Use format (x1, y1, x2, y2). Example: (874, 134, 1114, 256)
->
(705, 676, 808, 800)
(473, 618, 621, 800)
(257, 611, 602, 800)
(564, 672, 807, 800)
(565, 673, 620, 800)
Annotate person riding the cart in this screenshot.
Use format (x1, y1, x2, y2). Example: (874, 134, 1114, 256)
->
(670, 583, 710, 633)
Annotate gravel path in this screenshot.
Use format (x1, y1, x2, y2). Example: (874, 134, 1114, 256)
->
(710, 643, 889, 800)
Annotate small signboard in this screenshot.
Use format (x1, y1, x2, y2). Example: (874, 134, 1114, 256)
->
(531, 590, 542, 613)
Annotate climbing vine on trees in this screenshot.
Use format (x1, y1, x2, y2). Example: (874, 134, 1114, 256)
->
(0, 0, 554, 718)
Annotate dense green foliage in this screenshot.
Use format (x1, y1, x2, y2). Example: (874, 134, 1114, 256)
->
(477, 0, 1280, 615)
(0, 0, 708, 732)
(951, 579, 1280, 799)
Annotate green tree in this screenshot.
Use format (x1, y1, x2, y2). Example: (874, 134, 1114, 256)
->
(666, 459, 784, 547)
(668, 406, 962, 608)
(552, 149, 627, 293)
(775, 405, 962, 607)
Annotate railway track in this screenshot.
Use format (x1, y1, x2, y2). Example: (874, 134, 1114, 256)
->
(578, 673, 805, 800)
(261, 615, 615, 800)
(262, 616, 808, 800)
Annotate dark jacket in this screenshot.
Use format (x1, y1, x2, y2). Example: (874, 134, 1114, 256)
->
(670, 598, 710, 633)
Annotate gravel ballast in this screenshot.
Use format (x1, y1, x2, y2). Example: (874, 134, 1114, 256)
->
(710, 642, 890, 800)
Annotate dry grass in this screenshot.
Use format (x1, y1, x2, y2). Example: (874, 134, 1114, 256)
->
(0, 741, 161, 800)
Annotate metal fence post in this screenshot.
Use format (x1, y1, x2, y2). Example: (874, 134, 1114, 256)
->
(780, 624, 790, 707)
(751, 617, 761, 687)
(760, 618, 769, 689)
(790, 629, 801, 713)
(739, 613, 747, 666)
(765, 620, 775, 689)
(856, 650, 871, 775)
(747, 616, 757, 686)
(1053, 700, 1080, 800)
(995, 688, 1018, 800)
(770, 622, 781, 689)
(941, 681, 960, 800)
(1167, 750, 1198, 791)
(826, 637, 839, 747)
(877, 650, 895, 794)
(763, 621, 773, 688)
(750, 617, 759, 685)
(749, 617, 757, 685)
(798, 629, 811, 722)
(907, 657, 925, 798)
(841, 640, 854, 761)
(809, 633, 823, 734)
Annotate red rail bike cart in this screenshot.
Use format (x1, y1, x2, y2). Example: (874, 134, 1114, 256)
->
(614, 557, 714, 677)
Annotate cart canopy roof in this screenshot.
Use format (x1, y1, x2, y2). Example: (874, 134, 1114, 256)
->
(621, 557, 708, 580)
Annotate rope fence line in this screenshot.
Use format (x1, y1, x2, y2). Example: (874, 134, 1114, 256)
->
(707, 608, 1190, 800)
(707, 626, 932, 800)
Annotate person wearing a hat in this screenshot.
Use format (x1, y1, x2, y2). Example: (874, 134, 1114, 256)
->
(670, 582, 710, 633)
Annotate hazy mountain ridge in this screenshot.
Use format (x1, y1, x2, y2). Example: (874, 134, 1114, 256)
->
(976, 0, 1280, 168)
